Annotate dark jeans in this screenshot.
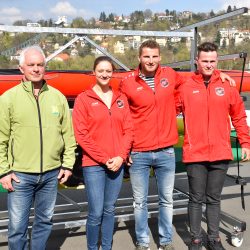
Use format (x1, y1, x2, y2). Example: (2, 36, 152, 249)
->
(82, 165, 124, 250)
(186, 161, 229, 241)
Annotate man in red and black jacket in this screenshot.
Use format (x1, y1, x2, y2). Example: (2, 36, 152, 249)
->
(176, 42, 250, 250)
(120, 40, 184, 250)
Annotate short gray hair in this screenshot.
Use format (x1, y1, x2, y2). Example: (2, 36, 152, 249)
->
(19, 45, 46, 66)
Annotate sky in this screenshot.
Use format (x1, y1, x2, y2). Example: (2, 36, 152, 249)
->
(0, 0, 249, 25)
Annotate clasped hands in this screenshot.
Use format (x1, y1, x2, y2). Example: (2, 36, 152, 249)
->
(106, 156, 123, 172)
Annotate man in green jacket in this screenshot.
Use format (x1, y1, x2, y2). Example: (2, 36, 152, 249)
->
(0, 45, 76, 250)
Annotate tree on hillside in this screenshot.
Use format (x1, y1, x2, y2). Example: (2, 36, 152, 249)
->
(48, 18, 53, 27)
(12, 33, 34, 48)
(227, 5, 232, 13)
(47, 60, 65, 70)
(71, 17, 87, 28)
(143, 19, 170, 31)
(192, 12, 207, 21)
(221, 38, 227, 48)
(210, 10, 215, 17)
(0, 55, 10, 69)
(144, 9, 153, 19)
(130, 11, 144, 23)
(116, 48, 138, 69)
(81, 55, 96, 70)
(214, 31, 222, 46)
(108, 13, 115, 22)
(13, 19, 32, 26)
(0, 33, 13, 51)
(37, 19, 47, 27)
(37, 19, 54, 27)
(78, 43, 92, 56)
(88, 17, 96, 28)
(99, 12, 107, 22)
(170, 10, 177, 22)
(229, 38, 235, 48)
(153, 13, 159, 22)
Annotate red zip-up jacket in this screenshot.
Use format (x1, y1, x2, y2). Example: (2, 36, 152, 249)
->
(176, 70, 250, 163)
(120, 66, 184, 151)
(72, 88, 133, 167)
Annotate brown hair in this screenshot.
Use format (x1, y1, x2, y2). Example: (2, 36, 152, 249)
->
(93, 56, 116, 71)
(197, 42, 218, 57)
(139, 40, 160, 57)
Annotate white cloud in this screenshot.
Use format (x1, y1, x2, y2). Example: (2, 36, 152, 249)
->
(30, 11, 45, 21)
(0, 7, 23, 24)
(50, 1, 77, 16)
(0, 7, 21, 16)
(144, 0, 161, 4)
(49, 1, 96, 19)
(219, 0, 250, 9)
(78, 9, 97, 19)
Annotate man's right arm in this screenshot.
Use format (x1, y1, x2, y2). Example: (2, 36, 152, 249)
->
(229, 87, 250, 155)
(174, 83, 184, 116)
(0, 95, 17, 190)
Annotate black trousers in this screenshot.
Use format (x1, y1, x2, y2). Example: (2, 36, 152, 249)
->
(186, 161, 229, 241)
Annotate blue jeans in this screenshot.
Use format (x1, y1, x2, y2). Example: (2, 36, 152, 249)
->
(186, 161, 229, 241)
(83, 165, 124, 250)
(8, 168, 59, 250)
(129, 147, 175, 247)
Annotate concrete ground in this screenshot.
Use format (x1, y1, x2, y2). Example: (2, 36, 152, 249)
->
(0, 161, 249, 250)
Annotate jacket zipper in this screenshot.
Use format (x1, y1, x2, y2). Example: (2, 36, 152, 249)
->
(154, 91, 161, 148)
(109, 107, 116, 157)
(90, 91, 117, 158)
(142, 77, 160, 148)
(35, 95, 43, 173)
(207, 85, 210, 160)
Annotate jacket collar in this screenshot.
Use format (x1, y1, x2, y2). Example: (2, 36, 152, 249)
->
(22, 80, 48, 93)
(134, 64, 162, 81)
(191, 69, 221, 84)
(85, 86, 121, 102)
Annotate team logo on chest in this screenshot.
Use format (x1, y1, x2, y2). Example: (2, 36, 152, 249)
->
(117, 99, 124, 108)
(51, 106, 60, 116)
(215, 87, 225, 96)
(160, 78, 169, 88)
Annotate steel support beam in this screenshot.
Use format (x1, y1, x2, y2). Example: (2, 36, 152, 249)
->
(176, 7, 248, 31)
(0, 25, 193, 38)
(82, 36, 130, 71)
(46, 36, 81, 62)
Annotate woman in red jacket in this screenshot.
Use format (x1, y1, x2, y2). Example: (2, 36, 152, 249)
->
(72, 56, 133, 250)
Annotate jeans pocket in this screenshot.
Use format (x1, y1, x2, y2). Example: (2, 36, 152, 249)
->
(130, 151, 141, 160)
(162, 147, 175, 156)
